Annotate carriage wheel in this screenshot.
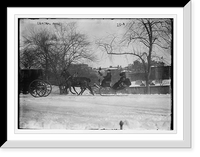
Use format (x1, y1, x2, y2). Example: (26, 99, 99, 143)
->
(29, 80, 46, 97)
(36, 81, 47, 97)
(43, 81, 52, 97)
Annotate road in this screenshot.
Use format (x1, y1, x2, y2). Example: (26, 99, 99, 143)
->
(19, 93, 172, 130)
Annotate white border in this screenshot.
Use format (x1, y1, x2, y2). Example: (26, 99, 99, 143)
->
(4, 4, 191, 147)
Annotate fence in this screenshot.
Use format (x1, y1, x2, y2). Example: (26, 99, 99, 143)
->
(128, 85, 171, 94)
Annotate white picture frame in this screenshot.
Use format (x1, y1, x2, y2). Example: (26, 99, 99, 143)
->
(1, 1, 192, 149)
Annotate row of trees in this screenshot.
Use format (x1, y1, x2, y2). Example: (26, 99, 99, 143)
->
(20, 19, 172, 94)
(20, 22, 97, 85)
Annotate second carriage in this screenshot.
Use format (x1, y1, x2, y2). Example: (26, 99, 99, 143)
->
(19, 69, 52, 97)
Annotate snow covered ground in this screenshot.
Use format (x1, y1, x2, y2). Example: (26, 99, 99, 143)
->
(19, 86, 172, 131)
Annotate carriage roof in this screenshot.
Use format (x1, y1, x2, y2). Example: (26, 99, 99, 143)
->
(20, 69, 44, 80)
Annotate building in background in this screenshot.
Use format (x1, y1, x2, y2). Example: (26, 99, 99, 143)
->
(125, 60, 171, 86)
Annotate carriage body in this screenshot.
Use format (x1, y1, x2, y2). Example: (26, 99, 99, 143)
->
(19, 69, 52, 97)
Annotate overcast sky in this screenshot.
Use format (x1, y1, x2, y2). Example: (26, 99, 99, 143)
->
(20, 18, 171, 68)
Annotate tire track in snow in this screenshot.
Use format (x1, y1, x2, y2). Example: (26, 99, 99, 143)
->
(89, 102, 171, 116)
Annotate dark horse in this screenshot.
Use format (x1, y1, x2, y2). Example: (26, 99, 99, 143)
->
(61, 70, 94, 95)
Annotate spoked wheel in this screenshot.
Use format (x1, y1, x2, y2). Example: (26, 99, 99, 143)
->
(43, 81, 52, 97)
(29, 79, 46, 97)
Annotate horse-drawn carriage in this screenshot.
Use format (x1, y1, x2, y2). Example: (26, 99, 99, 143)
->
(19, 69, 52, 97)
(93, 74, 132, 95)
(61, 69, 131, 96)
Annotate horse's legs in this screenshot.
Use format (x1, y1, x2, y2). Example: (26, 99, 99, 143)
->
(78, 87, 86, 95)
(78, 81, 87, 95)
(69, 86, 76, 94)
(78, 88, 83, 95)
(87, 85, 94, 95)
(72, 86, 79, 95)
(82, 87, 86, 94)
(77, 88, 82, 95)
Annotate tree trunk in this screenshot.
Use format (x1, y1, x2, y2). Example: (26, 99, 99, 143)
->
(45, 60, 49, 81)
(146, 44, 152, 94)
(146, 70, 151, 94)
(44, 49, 49, 81)
(59, 85, 68, 94)
(58, 75, 69, 95)
(145, 75, 150, 94)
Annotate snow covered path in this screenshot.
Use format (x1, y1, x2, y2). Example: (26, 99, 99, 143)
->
(19, 93, 172, 130)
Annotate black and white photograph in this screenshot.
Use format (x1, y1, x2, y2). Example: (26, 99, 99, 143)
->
(18, 18, 173, 131)
(3, 0, 194, 150)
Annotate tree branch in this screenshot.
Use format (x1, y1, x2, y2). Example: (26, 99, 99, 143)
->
(153, 42, 170, 49)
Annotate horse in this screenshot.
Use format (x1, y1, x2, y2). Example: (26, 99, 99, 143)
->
(61, 70, 94, 95)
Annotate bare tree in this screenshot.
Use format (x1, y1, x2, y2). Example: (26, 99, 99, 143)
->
(48, 23, 97, 94)
(52, 23, 97, 84)
(20, 48, 39, 69)
(20, 22, 97, 88)
(96, 18, 172, 94)
(21, 27, 56, 80)
(53, 23, 96, 68)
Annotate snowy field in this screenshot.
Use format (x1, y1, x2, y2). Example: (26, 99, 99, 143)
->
(19, 86, 172, 131)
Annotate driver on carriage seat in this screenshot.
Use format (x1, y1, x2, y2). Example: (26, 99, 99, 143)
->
(118, 71, 127, 88)
(98, 68, 112, 87)
(112, 71, 129, 90)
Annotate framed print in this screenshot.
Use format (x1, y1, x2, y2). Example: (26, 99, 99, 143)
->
(2, 1, 191, 148)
